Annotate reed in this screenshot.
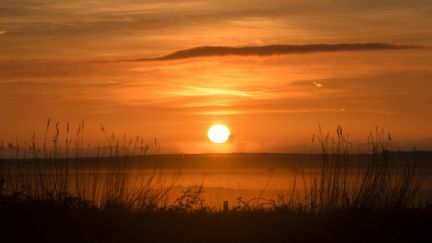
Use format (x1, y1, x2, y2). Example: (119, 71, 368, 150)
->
(0, 121, 429, 214)
(272, 126, 426, 213)
(0, 119, 178, 211)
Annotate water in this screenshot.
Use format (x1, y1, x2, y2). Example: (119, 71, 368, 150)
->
(1, 153, 431, 208)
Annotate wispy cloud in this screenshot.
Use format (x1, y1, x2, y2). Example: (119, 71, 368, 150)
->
(127, 43, 419, 61)
(0, 30, 7, 35)
(1, 1, 431, 59)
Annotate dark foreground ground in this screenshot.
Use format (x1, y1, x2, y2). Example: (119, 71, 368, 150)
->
(0, 198, 431, 243)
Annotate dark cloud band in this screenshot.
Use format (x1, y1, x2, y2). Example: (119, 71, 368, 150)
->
(127, 43, 419, 61)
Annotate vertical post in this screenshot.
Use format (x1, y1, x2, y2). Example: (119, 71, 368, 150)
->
(223, 200, 229, 213)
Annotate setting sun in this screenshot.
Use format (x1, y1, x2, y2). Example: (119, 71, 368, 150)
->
(208, 124, 231, 144)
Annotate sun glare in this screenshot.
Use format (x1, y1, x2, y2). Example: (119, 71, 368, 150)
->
(208, 124, 230, 144)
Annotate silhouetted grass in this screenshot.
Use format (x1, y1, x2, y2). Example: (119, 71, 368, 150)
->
(0, 193, 430, 242)
(0, 121, 431, 242)
(270, 126, 427, 213)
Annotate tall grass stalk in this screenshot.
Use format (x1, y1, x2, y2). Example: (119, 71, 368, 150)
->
(0, 122, 428, 213)
(0, 120, 176, 211)
(274, 126, 426, 213)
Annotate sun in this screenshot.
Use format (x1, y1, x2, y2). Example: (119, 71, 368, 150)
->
(208, 124, 230, 144)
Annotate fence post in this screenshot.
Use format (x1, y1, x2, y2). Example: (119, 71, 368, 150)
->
(223, 200, 229, 213)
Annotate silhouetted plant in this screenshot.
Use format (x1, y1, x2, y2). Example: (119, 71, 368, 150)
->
(0, 121, 429, 214)
(172, 185, 211, 213)
(275, 126, 425, 213)
(232, 196, 276, 212)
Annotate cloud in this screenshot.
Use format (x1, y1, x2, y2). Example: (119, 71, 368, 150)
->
(0, 30, 7, 35)
(128, 43, 419, 61)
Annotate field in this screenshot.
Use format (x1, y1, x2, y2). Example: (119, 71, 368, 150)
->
(0, 126, 431, 242)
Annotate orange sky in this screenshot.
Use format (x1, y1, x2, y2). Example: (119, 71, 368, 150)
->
(1, 0, 431, 153)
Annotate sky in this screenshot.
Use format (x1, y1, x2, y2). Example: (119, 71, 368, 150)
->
(1, 0, 432, 153)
